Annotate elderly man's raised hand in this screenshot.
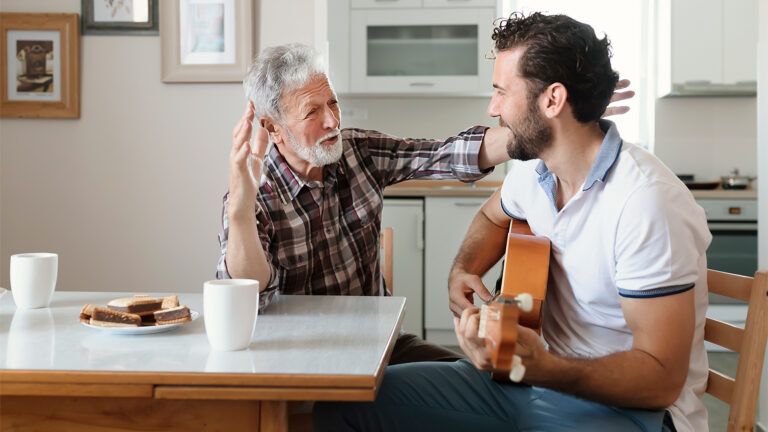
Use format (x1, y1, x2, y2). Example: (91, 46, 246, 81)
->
(228, 102, 268, 219)
(602, 79, 635, 118)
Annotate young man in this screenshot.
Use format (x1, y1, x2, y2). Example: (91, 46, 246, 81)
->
(314, 13, 710, 432)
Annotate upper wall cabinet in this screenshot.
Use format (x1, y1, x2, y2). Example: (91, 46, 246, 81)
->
(657, 0, 757, 96)
(322, 0, 497, 96)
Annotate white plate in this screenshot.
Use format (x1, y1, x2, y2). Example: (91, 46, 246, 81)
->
(81, 310, 199, 335)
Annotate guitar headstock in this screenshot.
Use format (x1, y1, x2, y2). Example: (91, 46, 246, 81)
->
(478, 293, 533, 382)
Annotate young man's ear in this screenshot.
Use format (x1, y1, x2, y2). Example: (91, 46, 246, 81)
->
(541, 82, 568, 119)
(260, 117, 283, 145)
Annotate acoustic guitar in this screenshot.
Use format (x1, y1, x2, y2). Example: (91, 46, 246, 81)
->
(478, 219, 550, 382)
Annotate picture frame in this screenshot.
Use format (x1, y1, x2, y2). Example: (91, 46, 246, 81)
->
(81, 0, 159, 36)
(0, 13, 80, 119)
(161, 0, 253, 83)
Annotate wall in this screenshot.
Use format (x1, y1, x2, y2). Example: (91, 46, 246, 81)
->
(654, 97, 757, 181)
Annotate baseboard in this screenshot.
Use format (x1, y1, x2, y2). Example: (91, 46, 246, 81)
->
(757, 421, 766, 432)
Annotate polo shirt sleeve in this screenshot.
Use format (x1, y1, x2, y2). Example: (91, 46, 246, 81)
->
(614, 182, 710, 298)
(499, 161, 528, 220)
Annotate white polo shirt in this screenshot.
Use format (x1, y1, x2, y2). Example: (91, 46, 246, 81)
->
(500, 120, 712, 432)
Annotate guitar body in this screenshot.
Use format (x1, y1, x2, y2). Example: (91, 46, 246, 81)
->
(479, 220, 550, 381)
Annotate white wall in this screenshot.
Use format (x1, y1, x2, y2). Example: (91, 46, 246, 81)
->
(757, 0, 767, 428)
(654, 97, 757, 180)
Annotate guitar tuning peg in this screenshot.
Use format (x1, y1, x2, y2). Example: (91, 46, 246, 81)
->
(509, 355, 526, 382)
(478, 304, 488, 338)
(515, 293, 534, 313)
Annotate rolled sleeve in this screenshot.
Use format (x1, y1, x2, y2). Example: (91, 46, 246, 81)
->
(217, 192, 280, 310)
(350, 126, 493, 187)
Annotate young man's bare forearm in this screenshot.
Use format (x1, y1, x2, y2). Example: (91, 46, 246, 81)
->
(451, 209, 508, 277)
(530, 350, 686, 409)
(225, 215, 272, 290)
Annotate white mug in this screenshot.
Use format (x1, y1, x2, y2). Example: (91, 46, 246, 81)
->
(203, 279, 259, 351)
(10, 253, 58, 309)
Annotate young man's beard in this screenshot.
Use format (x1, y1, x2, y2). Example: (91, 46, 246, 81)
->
(504, 101, 553, 161)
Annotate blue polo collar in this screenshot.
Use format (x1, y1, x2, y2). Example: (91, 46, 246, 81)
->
(535, 119, 623, 192)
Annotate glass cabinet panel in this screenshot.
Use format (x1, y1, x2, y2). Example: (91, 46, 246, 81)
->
(366, 25, 478, 76)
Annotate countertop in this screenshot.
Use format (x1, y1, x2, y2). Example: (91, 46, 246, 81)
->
(384, 180, 758, 199)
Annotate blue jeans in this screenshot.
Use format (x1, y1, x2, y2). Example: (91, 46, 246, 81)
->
(315, 359, 673, 432)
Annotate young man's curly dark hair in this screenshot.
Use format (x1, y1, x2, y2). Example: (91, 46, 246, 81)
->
(492, 12, 619, 123)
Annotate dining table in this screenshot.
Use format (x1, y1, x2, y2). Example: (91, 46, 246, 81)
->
(0, 290, 405, 431)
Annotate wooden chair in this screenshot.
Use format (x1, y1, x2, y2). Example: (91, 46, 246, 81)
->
(380, 227, 394, 295)
(704, 269, 768, 432)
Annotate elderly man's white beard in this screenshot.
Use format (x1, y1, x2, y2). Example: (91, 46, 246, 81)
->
(285, 129, 343, 167)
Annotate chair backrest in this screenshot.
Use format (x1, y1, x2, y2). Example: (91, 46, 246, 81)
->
(704, 269, 768, 432)
(380, 227, 394, 295)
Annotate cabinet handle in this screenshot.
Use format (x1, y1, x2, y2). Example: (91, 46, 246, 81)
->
(453, 202, 483, 207)
(409, 82, 435, 87)
(416, 212, 424, 250)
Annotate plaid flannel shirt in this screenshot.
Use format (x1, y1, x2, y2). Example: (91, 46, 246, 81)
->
(217, 126, 491, 308)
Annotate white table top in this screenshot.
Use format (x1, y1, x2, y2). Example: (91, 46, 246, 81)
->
(0, 291, 405, 380)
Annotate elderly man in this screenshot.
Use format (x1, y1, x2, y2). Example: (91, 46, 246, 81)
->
(217, 43, 632, 364)
(314, 12, 709, 432)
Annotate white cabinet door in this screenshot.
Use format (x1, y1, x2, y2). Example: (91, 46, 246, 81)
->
(382, 199, 424, 336)
(671, 0, 723, 84)
(423, 197, 502, 345)
(352, 0, 422, 8)
(723, 0, 758, 84)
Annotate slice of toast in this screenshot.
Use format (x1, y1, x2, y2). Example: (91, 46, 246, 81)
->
(160, 295, 179, 309)
(154, 305, 191, 325)
(107, 296, 163, 316)
(90, 307, 141, 327)
(79, 304, 95, 323)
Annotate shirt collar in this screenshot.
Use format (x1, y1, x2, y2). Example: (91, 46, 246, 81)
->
(263, 143, 346, 203)
(534, 119, 623, 192)
(582, 119, 623, 191)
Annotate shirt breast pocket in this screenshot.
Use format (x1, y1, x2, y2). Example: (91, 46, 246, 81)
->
(338, 203, 380, 270)
(273, 244, 310, 294)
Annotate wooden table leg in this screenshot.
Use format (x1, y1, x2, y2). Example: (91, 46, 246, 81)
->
(260, 400, 289, 432)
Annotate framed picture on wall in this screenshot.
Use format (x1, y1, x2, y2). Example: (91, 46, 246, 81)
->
(0, 13, 80, 119)
(81, 0, 159, 35)
(161, 0, 253, 83)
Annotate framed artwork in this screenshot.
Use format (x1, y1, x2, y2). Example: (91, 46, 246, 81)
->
(161, 0, 253, 83)
(81, 0, 159, 35)
(0, 13, 80, 119)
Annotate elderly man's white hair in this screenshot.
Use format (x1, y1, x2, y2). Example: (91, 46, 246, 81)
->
(243, 43, 328, 123)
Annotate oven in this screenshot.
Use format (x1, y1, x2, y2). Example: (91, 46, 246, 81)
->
(697, 198, 756, 350)
(698, 198, 758, 287)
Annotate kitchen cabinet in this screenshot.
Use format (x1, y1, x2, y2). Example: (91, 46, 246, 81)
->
(423, 197, 502, 345)
(658, 0, 757, 96)
(382, 199, 425, 336)
(323, 0, 496, 96)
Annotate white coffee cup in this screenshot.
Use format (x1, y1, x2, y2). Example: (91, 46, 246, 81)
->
(203, 279, 259, 351)
(10, 253, 58, 309)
